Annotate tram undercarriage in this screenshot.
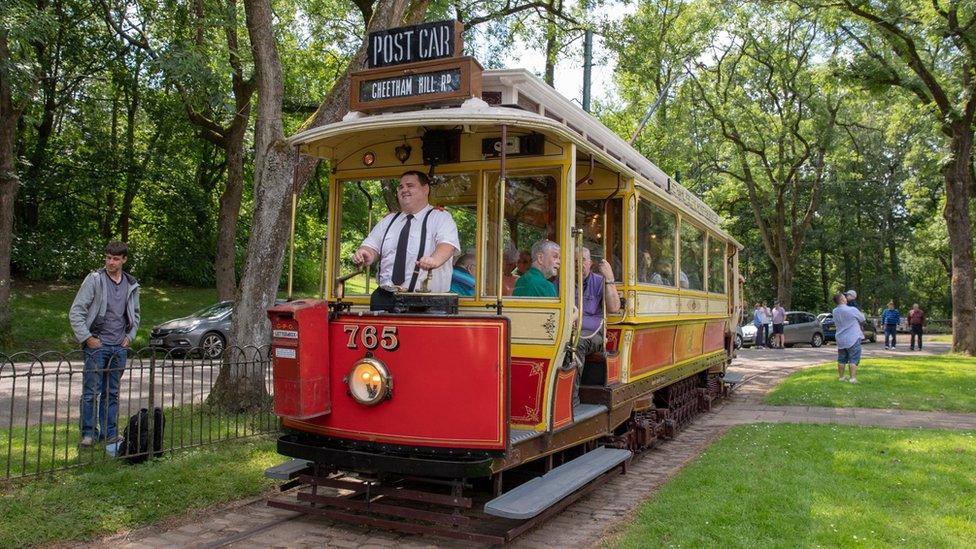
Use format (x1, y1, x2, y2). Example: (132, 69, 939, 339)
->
(265, 361, 731, 544)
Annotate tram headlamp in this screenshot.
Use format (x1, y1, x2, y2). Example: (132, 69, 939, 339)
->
(344, 358, 392, 406)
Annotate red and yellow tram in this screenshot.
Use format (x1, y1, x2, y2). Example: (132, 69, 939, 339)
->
(264, 20, 742, 538)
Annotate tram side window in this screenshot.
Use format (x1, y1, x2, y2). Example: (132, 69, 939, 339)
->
(707, 235, 726, 294)
(484, 170, 560, 298)
(636, 199, 677, 286)
(679, 221, 704, 291)
(576, 199, 624, 283)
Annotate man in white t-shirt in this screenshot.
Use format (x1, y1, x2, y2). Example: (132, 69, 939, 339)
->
(352, 171, 460, 311)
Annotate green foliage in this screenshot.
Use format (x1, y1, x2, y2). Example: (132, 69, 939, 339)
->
(765, 355, 976, 412)
(610, 423, 976, 547)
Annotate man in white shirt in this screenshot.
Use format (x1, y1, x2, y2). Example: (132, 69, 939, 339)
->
(352, 171, 460, 311)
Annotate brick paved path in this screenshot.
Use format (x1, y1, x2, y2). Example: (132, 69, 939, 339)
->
(102, 342, 972, 548)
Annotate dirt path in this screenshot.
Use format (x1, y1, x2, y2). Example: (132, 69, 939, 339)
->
(102, 342, 970, 548)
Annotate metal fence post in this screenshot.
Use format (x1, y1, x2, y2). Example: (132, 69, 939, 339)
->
(147, 351, 156, 458)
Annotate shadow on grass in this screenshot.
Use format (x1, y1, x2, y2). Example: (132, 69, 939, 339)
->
(0, 437, 281, 546)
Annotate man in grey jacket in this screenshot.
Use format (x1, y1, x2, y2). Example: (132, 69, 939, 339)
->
(69, 241, 140, 447)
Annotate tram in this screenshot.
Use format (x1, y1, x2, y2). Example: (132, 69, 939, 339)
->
(265, 20, 742, 541)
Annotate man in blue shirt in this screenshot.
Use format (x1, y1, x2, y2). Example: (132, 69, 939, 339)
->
(832, 292, 865, 383)
(881, 301, 901, 350)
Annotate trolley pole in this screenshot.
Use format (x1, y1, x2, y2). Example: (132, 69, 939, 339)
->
(582, 30, 593, 113)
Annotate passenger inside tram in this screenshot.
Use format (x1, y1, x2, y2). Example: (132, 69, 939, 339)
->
(512, 240, 560, 297)
(502, 243, 519, 296)
(450, 252, 476, 296)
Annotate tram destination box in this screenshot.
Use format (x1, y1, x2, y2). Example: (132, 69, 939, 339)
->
(349, 56, 483, 113)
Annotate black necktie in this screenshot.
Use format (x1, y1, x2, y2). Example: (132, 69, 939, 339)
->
(391, 214, 414, 286)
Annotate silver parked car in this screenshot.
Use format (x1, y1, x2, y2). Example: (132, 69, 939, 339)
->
(740, 310, 824, 348)
(150, 301, 233, 358)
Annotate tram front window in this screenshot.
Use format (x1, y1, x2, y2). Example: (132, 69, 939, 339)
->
(334, 174, 477, 298)
(484, 170, 561, 298)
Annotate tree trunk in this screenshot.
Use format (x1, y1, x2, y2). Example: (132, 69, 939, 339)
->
(0, 30, 22, 336)
(544, 21, 557, 86)
(117, 68, 140, 241)
(943, 128, 976, 355)
(209, 0, 424, 411)
(214, 97, 251, 301)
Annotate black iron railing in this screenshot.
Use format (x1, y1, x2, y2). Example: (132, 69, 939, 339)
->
(0, 346, 278, 480)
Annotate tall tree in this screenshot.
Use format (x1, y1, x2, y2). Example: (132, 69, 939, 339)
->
(98, 0, 256, 299)
(821, 0, 976, 354)
(0, 0, 58, 335)
(688, 5, 841, 308)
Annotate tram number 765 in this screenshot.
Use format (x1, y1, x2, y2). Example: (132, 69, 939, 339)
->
(343, 325, 400, 351)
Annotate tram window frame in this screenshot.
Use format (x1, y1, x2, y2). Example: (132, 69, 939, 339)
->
(678, 218, 705, 292)
(707, 234, 726, 295)
(483, 168, 562, 300)
(636, 196, 678, 288)
(331, 172, 479, 299)
(575, 198, 624, 289)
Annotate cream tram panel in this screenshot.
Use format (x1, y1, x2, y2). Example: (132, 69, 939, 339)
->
(633, 292, 680, 316)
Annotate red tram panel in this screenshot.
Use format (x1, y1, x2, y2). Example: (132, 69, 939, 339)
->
(283, 315, 510, 451)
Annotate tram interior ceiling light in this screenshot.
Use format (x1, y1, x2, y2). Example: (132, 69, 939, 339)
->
(394, 142, 412, 163)
(362, 151, 376, 166)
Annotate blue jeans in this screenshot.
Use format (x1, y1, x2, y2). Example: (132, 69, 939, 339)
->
(80, 345, 127, 440)
(884, 325, 897, 347)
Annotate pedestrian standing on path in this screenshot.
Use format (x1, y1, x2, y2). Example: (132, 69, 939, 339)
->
(69, 241, 141, 448)
(761, 302, 772, 350)
(771, 302, 786, 349)
(908, 303, 926, 351)
(752, 303, 766, 348)
(832, 292, 864, 384)
(881, 301, 901, 350)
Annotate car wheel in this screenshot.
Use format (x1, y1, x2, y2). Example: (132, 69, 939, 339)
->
(811, 332, 824, 348)
(734, 334, 743, 349)
(200, 332, 226, 359)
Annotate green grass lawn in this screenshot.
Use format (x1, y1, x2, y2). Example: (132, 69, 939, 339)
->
(2, 403, 276, 479)
(764, 355, 976, 412)
(6, 282, 219, 352)
(927, 334, 953, 343)
(610, 424, 976, 548)
(0, 437, 279, 546)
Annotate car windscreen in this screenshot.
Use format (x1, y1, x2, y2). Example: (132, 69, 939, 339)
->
(191, 302, 233, 319)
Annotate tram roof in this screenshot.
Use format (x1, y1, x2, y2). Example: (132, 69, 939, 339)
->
(288, 69, 741, 248)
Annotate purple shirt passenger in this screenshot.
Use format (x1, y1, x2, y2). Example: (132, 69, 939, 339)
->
(581, 272, 606, 334)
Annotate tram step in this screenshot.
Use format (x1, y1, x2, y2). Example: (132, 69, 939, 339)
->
(484, 446, 632, 520)
(264, 458, 313, 480)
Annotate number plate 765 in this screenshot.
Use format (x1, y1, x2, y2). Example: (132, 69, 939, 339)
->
(343, 325, 399, 351)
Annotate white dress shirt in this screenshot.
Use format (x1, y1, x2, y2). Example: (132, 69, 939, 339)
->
(361, 204, 460, 292)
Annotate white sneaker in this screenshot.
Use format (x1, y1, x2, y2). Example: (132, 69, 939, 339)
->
(884, 346, 890, 350)
(839, 376, 847, 382)
(849, 378, 858, 384)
